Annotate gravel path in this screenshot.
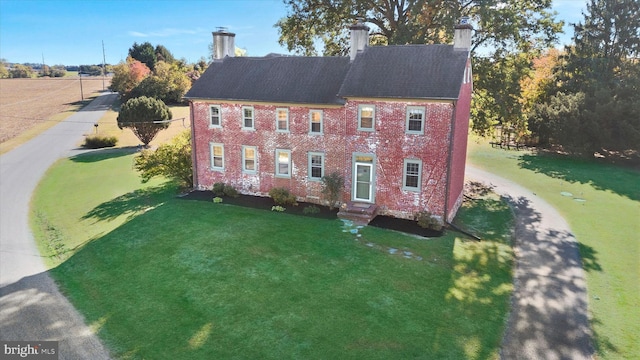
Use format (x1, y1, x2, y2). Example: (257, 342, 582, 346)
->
(0, 93, 116, 359)
(465, 165, 593, 360)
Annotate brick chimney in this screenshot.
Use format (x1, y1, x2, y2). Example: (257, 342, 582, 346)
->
(212, 27, 235, 60)
(453, 17, 473, 52)
(349, 18, 369, 61)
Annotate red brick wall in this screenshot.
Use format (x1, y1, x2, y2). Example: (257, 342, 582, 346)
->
(446, 58, 473, 222)
(191, 96, 462, 220)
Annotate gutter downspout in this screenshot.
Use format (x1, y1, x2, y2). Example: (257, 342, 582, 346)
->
(444, 100, 457, 223)
(189, 101, 198, 190)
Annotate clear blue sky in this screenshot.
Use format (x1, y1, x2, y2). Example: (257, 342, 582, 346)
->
(0, 0, 588, 66)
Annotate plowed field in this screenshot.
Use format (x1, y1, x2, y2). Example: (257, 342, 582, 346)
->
(0, 77, 109, 144)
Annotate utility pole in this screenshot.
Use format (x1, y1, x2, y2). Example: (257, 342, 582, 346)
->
(79, 67, 84, 101)
(101, 41, 106, 91)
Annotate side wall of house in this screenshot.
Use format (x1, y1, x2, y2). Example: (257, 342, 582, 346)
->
(446, 58, 473, 222)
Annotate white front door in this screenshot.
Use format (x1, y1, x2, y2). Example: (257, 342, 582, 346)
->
(353, 162, 373, 202)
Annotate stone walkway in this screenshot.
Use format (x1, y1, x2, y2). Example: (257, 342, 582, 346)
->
(466, 166, 593, 360)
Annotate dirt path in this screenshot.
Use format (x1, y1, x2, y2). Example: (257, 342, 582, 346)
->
(465, 166, 593, 360)
(0, 93, 116, 359)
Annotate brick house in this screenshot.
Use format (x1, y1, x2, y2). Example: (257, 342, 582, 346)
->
(185, 20, 473, 224)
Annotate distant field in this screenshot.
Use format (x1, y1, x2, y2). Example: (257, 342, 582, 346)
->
(0, 77, 109, 152)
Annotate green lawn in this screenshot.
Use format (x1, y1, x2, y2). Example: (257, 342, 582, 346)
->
(32, 150, 514, 359)
(467, 138, 640, 359)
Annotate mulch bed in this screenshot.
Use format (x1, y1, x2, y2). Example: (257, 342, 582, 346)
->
(180, 190, 444, 238)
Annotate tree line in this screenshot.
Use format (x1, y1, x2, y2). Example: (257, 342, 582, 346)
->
(276, 0, 639, 157)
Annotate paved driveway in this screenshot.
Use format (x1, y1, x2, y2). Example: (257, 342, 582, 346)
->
(466, 166, 593, 360)
(0, 93, 116, 359)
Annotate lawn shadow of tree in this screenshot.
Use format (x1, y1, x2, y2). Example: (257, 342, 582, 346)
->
(81, 182, 177, 223)
(518, 152, 640, 201)
(70, 147, 139, 163)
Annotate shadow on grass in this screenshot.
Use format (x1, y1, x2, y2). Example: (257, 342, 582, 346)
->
(70, 147, 139, 163)
(518, 153, 640, 201)
(81, 182, 177, 223)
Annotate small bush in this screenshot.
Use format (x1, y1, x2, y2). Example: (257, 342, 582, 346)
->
(415, 210, 444, 231)
(302, 205, 321, 215)
(212, 197, 223, 203)
(321, 172, 344, 210)
(83, 135, 118, 149)
(269, 187, 298, 206)
(212, 182, 239, 198)
(223, 184, 239, 198)
(271, 205, 286, 212)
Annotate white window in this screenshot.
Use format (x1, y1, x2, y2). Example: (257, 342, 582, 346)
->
(406, 106, 425, 134)
(276, 108, 289, 132)
(358, 105, 375, 131)
(209, 105, 221, 128)
(242, 146, 257, 173)
(309, 110, 323, 134)
(242, 106, 254, 130)
(210, 143, 224, 171)
(275, 149, 291, 178)
(403, 159, 422, 191)
(308, 152, 324, 180)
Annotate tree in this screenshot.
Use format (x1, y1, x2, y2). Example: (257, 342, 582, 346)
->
(117, 96, 172, 146)
(129, 61, 191, 104)
(9, 64, 34, 78)
(155, 44, 175, 63)
(276, 0, 561, 56)
(129, 42, 157, 71)
(0, 60, 8, 79)
(276, 0, 563, 137)
(133, 130, 193, 188)
(110, 57, 151, 98)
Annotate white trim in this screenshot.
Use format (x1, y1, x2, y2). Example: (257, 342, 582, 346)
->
(357, 104, 375, 132)
(210, 142, 224, 171)
(276, 107, 289, 132)
(275, 149, 292, 178)
(403, 159, 422, 192)
(209, 105, 222, 128)
(308, 152, 324, 181)
(242, 145, 257, 173)
(309, 109, 323, 134)
(242, 106, 255, 130)
(405, 106, 425, 134)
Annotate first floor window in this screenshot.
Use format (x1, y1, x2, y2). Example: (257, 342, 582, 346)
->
(403, 159, 422, 191)
(210, 105, 221, 127)
(276, 108, 289, 132)
(358, 105, 375, 131)
(242, 106, 254, 130)
(310, 110, 323, 134)
(210, 143, 224, 170)
(275, 149, 291, 177)
(308, 152, 324, 180)
(243, 146, 257, 173)
(406, 106, 425, 134)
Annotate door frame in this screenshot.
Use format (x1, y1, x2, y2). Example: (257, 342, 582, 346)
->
(351, 153, 376, 203)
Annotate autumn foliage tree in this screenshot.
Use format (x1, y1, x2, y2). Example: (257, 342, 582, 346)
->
(110, 57, 151, 98)
(117, 96, 172, 146)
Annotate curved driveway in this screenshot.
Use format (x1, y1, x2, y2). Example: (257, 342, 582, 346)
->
(0, 93, 116, 359)
(466, 166, 593, 360)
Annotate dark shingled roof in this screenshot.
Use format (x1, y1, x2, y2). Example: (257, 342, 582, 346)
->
(338, 45, 468, 100)
(185, 44, 469, 104)
(184, 56, 351, 104)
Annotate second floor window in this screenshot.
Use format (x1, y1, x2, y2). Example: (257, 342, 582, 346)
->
(242, 106, 254, 130)
(309, 110, 323, 134)
(210, 105, 221, 127)
(358, 105, 375, 131)
(276, 108, 289, 132)
(406, 106, 425, 134)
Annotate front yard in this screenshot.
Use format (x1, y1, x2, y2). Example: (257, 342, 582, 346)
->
(32, 150, 514, 359)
